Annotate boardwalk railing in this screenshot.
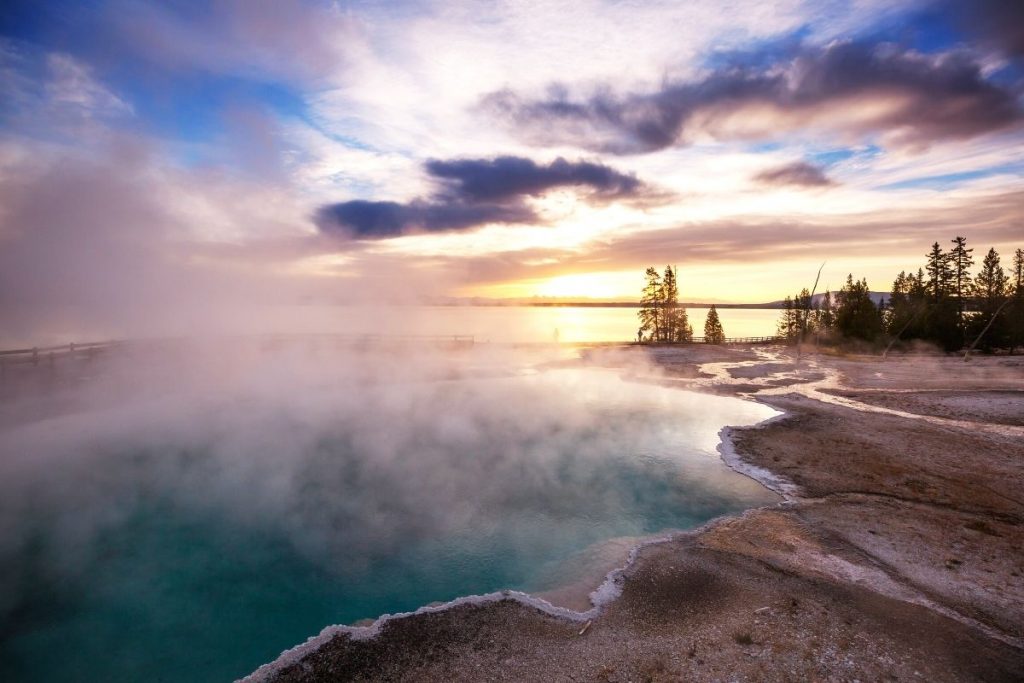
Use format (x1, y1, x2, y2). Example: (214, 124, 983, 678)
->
(0, 333, 783, 371)
(639, 335, 785, 345)
(0, 341, 116, 369)
(0, 335, 477, 371)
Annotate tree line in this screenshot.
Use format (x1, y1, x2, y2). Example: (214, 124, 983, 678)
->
(776, 238, 1024, 352)
(637, 265, 725, 343)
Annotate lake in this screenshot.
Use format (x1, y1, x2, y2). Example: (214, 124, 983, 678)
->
(0, 349, 779, 682)
(262, 305, 781, 344)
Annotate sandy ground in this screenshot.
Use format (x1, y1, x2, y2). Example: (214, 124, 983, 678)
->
(253, 346, 1024, 682)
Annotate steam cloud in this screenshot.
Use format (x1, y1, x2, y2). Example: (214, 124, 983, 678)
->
(0, 343, 777, 680)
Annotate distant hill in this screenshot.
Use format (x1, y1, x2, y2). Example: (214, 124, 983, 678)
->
(760, 291, 889, 308)
(427, 292, 891, 309)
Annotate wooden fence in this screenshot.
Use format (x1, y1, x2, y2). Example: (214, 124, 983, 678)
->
(0, 341, 116, 369)
(0, 333, 784, 370)
(636, 335, 784, 345)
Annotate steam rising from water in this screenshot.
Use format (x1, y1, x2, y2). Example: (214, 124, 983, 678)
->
(0, 343, 777, 681)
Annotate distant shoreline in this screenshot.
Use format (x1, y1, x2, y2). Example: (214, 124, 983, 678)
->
(434, 301, 784, 309)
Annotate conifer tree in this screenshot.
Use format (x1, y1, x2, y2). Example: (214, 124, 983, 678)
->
(1011, 248, 1024, 352)
(776, 296, 800, 341)
(817, 291, 835, 334)
(968, 248, 1011, 350)
(925, 241, 952, 303)
(660, 265, 692, 342)
(638, 267, 661, 342)
(703, 305, 725, 344)
(661, 265, 679, 342)
(795, 288, 813, 339)
(1014, 248, 1024, 295)
(949, 236, 974, 306)
(887, 269, 929, 343)
(835, 274, 882, 341)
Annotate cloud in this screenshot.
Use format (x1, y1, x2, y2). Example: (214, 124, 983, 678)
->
(483, 39, 1024, 154)
(0, 45, 131, 133)
(753, 161, 834, 187)
(313, 199, 534, 239)
(43, 53, 132, 118)
(944, 0, 1024, 58)
(315, 156, 650, 239)
(101, 0, 354, 85)
(425, 156, 643, 202)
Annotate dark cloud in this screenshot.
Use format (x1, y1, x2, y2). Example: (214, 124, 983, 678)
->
(483, 39, 1024, 154)
(313, 199, 534, 239)
(753, 161, 834, 187)
(425, 156, 642, 202)
(945, 0, 1024, 58)
(316, 156, 649, 239)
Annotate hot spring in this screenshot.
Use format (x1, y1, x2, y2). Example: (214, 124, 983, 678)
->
(0, 345, 779, 682)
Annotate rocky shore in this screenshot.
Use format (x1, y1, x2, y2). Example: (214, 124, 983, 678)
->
(248, 346, 1024, 682)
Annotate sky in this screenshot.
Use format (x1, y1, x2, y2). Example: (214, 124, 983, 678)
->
(1, 1, 1023, 337)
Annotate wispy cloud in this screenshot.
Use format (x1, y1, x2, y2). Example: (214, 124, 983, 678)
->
(484, 39, 1023, 154)
(754, 161, 834, 187)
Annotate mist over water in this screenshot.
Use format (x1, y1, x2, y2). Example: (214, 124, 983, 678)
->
(2, 305, 781, 348)
(0, 344, 778, 682)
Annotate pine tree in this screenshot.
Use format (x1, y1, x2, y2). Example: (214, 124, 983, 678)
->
(817, 290, 835, 334)
(704, 305, 725, 344)
(1011, 248, 1024, 352)
(968, 247, 1011, 350)
(795, 288, 813, 339)
(887, 269, 928, 343)
(637, 267, 661, 342)
(660, 265, 691, 342)
(949, 236, 974, 306)
(661, 265, 679, 342)
(776, 296, 800, 341)
(835, 274, 882, 341)
(925, 241, 952, 303)
(1014, 248, 1023, 295)
(974, 247, 1010, 302)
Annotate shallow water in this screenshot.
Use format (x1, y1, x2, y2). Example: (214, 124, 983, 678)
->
(0, 361, 778, 682)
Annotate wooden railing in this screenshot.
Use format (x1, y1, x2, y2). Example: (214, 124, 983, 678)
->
(0, 341, 116, 369)
(0, 333, 783, 370)
(0, 335, 478, 370)
(638, 335, 785, 345)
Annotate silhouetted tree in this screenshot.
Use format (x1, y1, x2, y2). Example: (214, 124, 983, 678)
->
(638, 267, 661, 342)
(816, 290, 835, 336)
(794, 288, 813, 340)
(925, 241, 953, 303)
(661, 265, 692, 342)
(704, 305, 725, 344)
(1011, 248, 1024, 352)
(637, 265, 691, 343)
(949, 236, 974, 310)
(1014, 248, 1024, 295)
(967, 247, 1011, 350)
(835, 274, 882, 341)
(776, 296, 799, 341)
(661, 265, 680, 341)
(887, 269, 929, 344)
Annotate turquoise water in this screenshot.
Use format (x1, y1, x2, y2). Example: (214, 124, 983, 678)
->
(0, 364, 778, 682)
